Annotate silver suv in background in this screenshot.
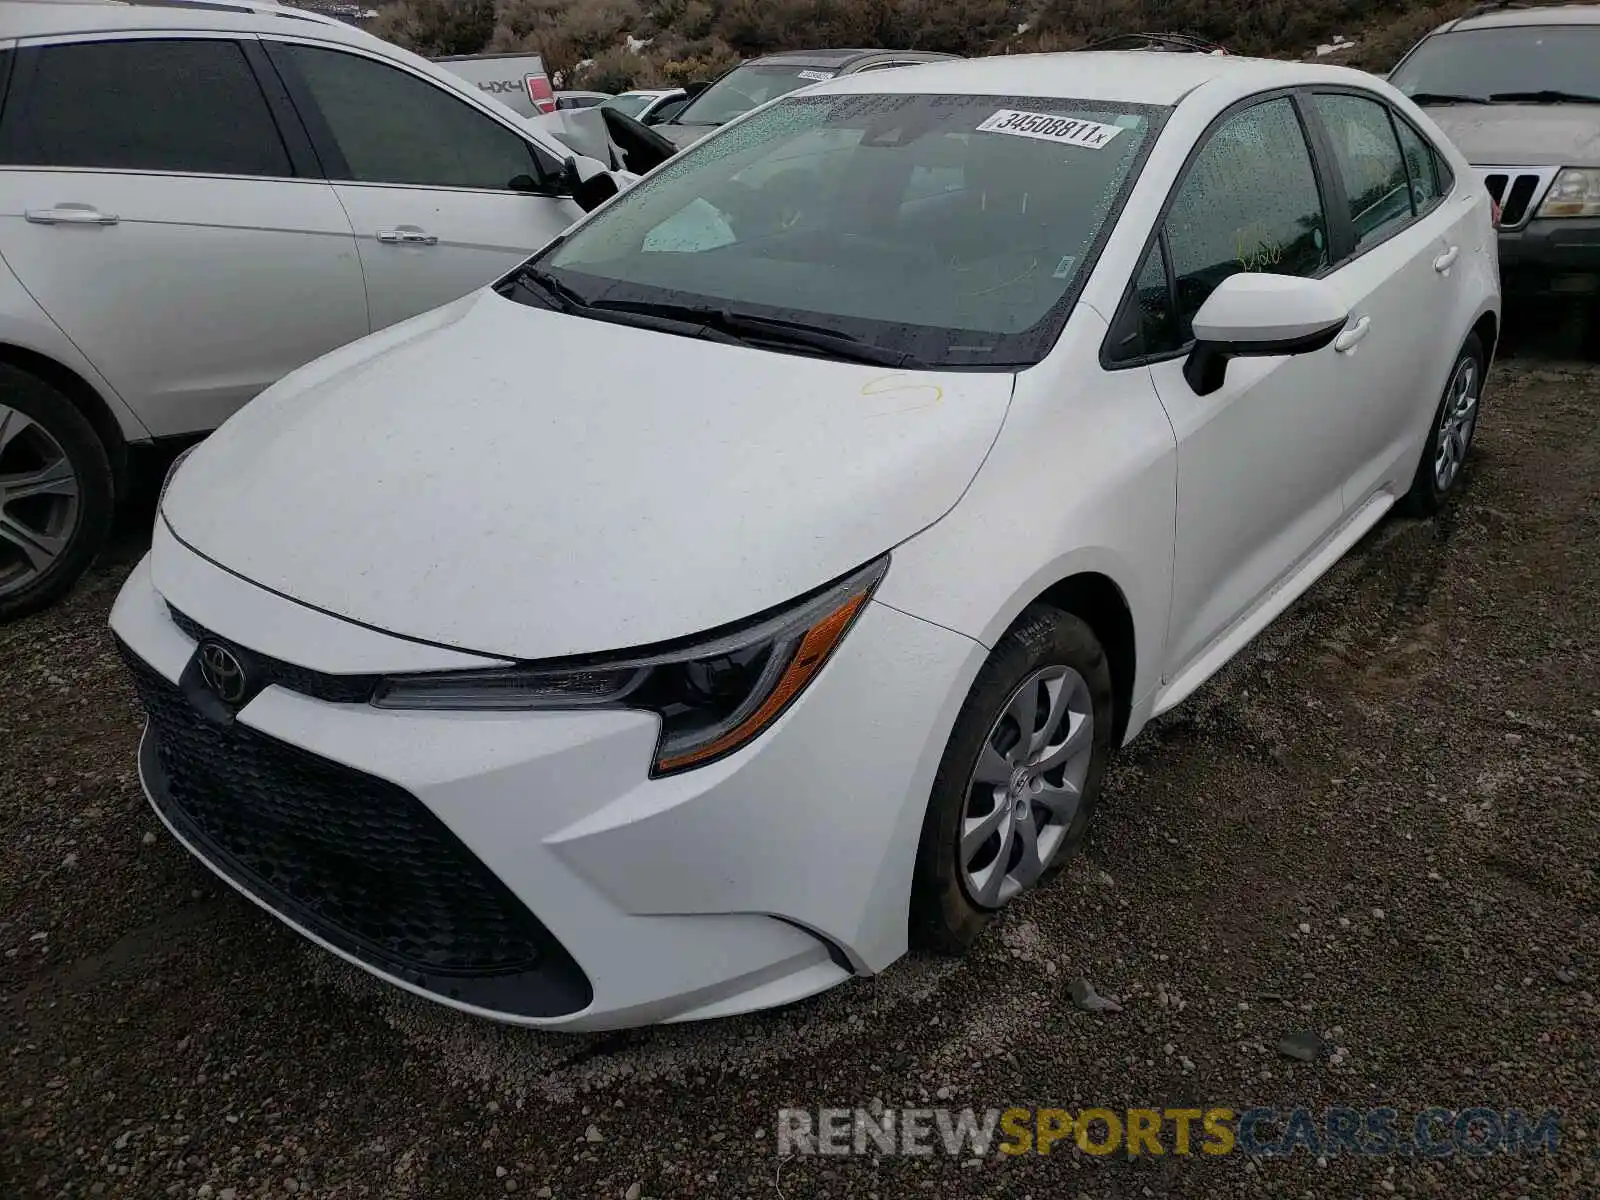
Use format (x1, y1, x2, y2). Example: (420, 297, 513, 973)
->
(0, 0, 600, 618)
(1388, 3, 1600, 307)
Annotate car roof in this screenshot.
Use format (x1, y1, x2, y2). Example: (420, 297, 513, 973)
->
(749, 47, 960, 69)
(0, 0, 376, 43)
(1444, 3, 1600, 29)
(797, 50, 1380, 108)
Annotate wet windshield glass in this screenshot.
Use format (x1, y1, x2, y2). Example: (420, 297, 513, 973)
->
(672, 62, 848, 126)
(1390, 26, 1600, 100)
(535, 92, 1159, 368)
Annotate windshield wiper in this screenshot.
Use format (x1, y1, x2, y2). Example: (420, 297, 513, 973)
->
(497, 262, 588, 312)
(1488, 89, 1600, 104)
(587, 300, 927, 367)
(1406, 90, 1489, 105)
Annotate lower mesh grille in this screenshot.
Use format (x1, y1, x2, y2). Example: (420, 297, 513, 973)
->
(119, 638, 592, 1018)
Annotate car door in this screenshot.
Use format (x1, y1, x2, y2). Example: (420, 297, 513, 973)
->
(1303, 90, 1464, 509)
(0, 34, 368, 437)
(264, 40, 584, 332)
(1131, 95, 1386, 683)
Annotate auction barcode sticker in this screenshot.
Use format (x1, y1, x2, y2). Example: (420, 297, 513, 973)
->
(975, 110, 1125, 149)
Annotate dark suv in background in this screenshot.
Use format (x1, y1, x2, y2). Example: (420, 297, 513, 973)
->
(1388, 3, 1600, 309)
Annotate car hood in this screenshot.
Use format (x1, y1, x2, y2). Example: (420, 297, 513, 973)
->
(162, 290, 1015, 660)
(1420, 103, 1600, 166)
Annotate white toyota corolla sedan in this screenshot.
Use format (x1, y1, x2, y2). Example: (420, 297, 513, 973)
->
(111, 52, 1499, 1030)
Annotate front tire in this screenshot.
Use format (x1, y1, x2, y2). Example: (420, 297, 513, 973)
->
(1400, 333, 1484, 516)
(0, 366, 113, 621)
(910, 605, 1114, 955)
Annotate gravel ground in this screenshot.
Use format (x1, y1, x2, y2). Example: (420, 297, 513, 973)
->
(3, 327, 1598, 1200)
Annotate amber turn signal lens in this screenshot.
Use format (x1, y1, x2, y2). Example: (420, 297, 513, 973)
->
(653, 591, 870, 774)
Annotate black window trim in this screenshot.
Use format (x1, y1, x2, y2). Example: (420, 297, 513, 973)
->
(0, 48, 15, 126)
(1, 31, 308, 183)
(1100, 86, 1342, 371)
(259, 34, 569, 197)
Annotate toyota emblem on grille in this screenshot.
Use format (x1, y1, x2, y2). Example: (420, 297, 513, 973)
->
(197, 641, 249, 704)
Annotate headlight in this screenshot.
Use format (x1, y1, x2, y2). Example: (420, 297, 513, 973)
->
(157, 442, 200, 510)
(1535, 167, 1600, 219)
(372, 556, 888, 775)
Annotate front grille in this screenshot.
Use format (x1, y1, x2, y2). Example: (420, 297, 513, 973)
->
(1481, 167, 1557, 230)
(119, 639, 593, 1018)
(168, 605, 378, 704)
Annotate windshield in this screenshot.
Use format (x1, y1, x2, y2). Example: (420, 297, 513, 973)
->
(528, 92, 1160, 368)
(1390, 25, 1600, 101)
(603, 93, 654, 118)
(671, 62, 845, 127)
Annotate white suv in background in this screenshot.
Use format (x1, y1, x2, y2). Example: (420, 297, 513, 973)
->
(0, 0, 593, 618)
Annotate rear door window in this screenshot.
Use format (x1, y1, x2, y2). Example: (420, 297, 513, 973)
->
(1309, 93, 1415, 249)
(0, 38, 291, 176)
(1393, 117, 1441, 211)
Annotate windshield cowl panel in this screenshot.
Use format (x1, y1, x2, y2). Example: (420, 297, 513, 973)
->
(518, 91, 1165, 370)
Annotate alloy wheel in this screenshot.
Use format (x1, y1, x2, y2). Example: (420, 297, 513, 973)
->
(1433, 357, 1479, 492)
(0, 404, 81, 598)
(959, 664, 1095, 909)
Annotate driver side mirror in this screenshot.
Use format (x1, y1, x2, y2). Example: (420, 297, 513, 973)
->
(1183, 273, 1350, 396)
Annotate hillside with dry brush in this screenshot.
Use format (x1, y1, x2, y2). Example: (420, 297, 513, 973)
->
(366, 0, 1492, 92)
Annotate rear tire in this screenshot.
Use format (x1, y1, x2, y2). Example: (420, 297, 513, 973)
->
(910, 605, 1114, 955)
(1400, 333, 1484, 517)
(0, 365, 113, 621)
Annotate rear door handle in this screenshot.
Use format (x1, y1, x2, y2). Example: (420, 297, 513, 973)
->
(376, 227, 438, 246)
(25, 206, 119, 226)
(1433, 245, 1460, 273)
(1334, 315, 1372, 354)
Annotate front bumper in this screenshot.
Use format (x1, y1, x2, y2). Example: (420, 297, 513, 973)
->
(109, 536, 985, 1030)
(1497, 216, 1600, 297)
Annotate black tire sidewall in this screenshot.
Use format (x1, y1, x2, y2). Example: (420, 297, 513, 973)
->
(910, 604, 1115, 954)
(1404, 332, 1485, 516)
(0, 366, 114, 621)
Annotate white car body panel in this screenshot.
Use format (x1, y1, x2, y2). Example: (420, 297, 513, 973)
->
(112, 49, 1501, 1029)
(0, 169, 369, 436)
(0, 249, 151, 441)
(162, 289, 1016, 659)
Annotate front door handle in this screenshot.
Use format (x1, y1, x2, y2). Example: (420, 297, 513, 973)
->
(1334, 315, 1372, 354)
(25, 206, 119, 226)
(376, 227, 438, 246)
(1433, 245, 1460, 274)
